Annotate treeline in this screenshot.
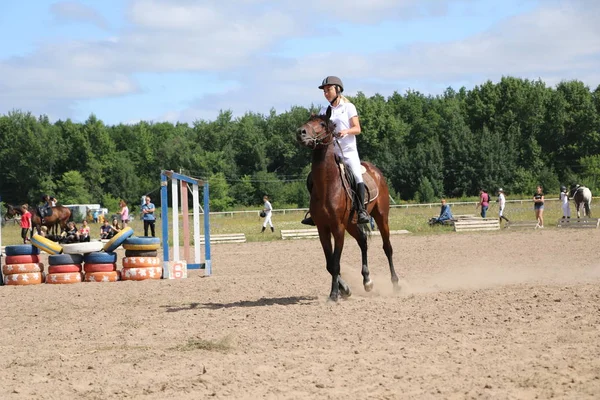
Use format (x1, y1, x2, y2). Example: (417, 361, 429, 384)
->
(1, 76, 599, 211)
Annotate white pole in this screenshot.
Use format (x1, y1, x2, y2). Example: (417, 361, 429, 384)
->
(192, 184, 201, 264)
(171, 178, 179, 261)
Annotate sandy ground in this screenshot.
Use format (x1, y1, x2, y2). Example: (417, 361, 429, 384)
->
(1, 229, 599, 399)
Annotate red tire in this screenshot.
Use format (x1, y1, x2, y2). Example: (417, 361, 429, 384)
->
(121, 266, 162, 281)
(2, 263, 44, 274)
(5, 255, 40, 264)
(83, 263, 117, 273)
(84, 271, 121, 282)
(48, 264, 82, 274)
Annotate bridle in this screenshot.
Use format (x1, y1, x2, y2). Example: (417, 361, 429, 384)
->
(303, 119, 335, 149)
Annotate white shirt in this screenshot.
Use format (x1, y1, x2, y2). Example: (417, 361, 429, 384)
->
(560, 192, 568, 205)
(498, 193, 505, 210)
(319, 101, 358, 154)
(264, 200, 272, 215)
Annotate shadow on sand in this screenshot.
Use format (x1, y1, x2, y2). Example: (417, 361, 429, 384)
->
(162, 295, 318, 312)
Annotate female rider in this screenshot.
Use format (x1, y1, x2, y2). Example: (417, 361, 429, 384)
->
(302, 76, 370, 225)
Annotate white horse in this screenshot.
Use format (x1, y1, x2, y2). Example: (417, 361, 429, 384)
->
(570, 185, 592, 218)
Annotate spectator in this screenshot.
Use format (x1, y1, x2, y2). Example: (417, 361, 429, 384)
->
(20, 204, 32, 244)
(560, 185, 570, 219)
(62, 221, 78, 243)
(533, 185, 545, 228)
(100, 220, 112, 239)
(497, 188, 510, 225)
(119, 199, 130, 228)
(93, 209, 99, 223)
(141, 196, 156, 237)
(429, 198, 453, 225)
(475, 189, 491, 218)
(261, 195, 274, 233)
(110, 218, 121, 238)
(78, 220, 91, 242)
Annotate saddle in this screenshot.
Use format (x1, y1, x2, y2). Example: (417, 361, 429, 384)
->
(38, 206, 53, 218)
(337, 158, 379, 205)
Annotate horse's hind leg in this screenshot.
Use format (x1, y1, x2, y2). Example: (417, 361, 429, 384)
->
(372, 209, 399, 290)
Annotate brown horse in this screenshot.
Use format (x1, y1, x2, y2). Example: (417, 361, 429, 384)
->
(4, 203, 71, 235)
(296, 114, 399, 301)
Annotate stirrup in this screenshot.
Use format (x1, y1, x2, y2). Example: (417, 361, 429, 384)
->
(301, 212, 315, 226)
(357, 211, 370, 224)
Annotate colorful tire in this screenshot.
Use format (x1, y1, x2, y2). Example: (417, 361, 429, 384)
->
(122, 256, 161, 268)
(5, 255, 40, 264)
(4, 244, 40, 256)
(125, 250, 158, 258)
(84, 271, 120, 282)
(103, 227, 134, 252)
(31, 234, 63, 255)
(122, 243, 161, 251)
(4, 272, 44, 285)
(48, 254, 84, 266)
(48, 264, 82, 274)
(121, 266, 162, 281)
(2, 263, 44, 274)
(123, 236, 161, 246)
(83, 252, 117, 264)
(62, 241, 104, 254)
(45, 272, 83, 284)
(83, 263, 116, 273)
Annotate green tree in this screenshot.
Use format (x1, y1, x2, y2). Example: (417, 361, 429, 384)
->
(56, 171, 92, 204)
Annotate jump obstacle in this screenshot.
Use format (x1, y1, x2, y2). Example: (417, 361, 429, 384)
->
(160, 170, 211, 278)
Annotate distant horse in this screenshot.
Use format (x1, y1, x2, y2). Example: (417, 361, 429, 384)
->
(569, 185, 592, 218)
(4, 203, 71, 235)
(296, 114, 399, 301)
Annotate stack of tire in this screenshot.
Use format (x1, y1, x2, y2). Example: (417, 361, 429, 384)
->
(121, 236, 162, 281)
(46, 253, 84, 284)
(83, 251, 120, 282)
(2, 245, 44, 286)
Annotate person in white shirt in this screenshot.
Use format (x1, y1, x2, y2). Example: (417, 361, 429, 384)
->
(560, 185, 570, 219)
(261, 195, 274, 233)
(301, 75, 370, 226)
(497, 188, 509, 225)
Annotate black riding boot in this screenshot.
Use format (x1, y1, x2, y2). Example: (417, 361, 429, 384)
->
(270, 226, 274, 233)
(301, 212, 315, 226)
(356, 183, 370, 224)
(261, 226, 266, 233)
(301, 173, 315, 226)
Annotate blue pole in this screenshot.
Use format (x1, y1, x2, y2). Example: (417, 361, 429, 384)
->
(203, 181, 211, 276)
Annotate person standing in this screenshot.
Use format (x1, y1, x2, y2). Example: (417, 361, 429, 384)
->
(141, 196, 156, 237)
(261, 195, 274, 233)
(301, 75, 369, 226)
(533, 185, 545, 228)
(476, 189, 490, 218)
(119, 199, 130, 228)
(497, 188, 509, 225)
(20, 204, 32, 243)
(560, 185, 571, 219)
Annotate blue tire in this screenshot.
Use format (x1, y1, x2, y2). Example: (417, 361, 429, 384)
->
(4, 244, 40, 256)
(48, 254, 84, 266)
(123, 236, 161, 246)
(83, 252, 118, 264)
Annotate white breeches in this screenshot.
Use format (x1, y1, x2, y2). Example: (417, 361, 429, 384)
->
(262, 213, 273, 228)
(334, 145, 363, 183)
(562, 203, 571, 217)
(498, 207, 505, 217)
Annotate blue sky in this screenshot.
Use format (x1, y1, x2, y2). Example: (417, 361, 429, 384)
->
(0, 0, 598, 125)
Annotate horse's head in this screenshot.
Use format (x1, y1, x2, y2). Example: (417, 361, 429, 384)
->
(296, 114, 337, 149)
(3, 203, 18, 220)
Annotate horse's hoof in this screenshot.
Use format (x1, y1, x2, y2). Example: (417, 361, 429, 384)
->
(328, 293, 339, 302)
(340, 288, 352, 299)
(364, 280, 374, 292)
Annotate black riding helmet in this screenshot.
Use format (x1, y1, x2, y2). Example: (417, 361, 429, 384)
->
(318, 76, 344, 93)
(560, 185, 567, 192)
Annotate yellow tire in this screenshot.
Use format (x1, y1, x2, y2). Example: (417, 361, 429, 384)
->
(122, 243, 161, 251)
(103, 227, 134, 252)
(121, 266, 162, 281)
(31, 234, 63, 255)
(4, 272, 44, 285)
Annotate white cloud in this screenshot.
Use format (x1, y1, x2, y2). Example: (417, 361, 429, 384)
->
(50, 1, 109, 29)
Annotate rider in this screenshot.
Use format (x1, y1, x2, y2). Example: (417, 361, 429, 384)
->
(301, 76, 370, 225)
(560, 185, 570, 219)
(39, 194, 51, 223)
